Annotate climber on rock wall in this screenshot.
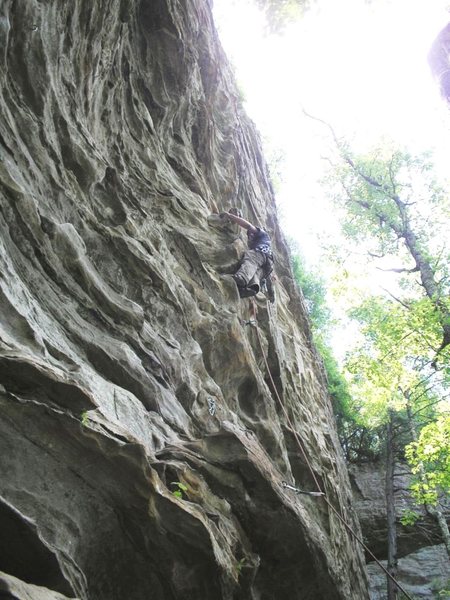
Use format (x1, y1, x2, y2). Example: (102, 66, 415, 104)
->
(428, 22, 450, 103)
(219, 210, 274, 300)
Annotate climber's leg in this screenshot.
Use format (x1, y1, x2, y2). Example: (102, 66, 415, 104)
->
(232, 250, 266, 293)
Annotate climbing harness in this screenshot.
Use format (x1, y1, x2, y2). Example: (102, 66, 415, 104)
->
(281, 481, 324, 497)
(207, 397, 216, 416)
(248, 299, 415, 600)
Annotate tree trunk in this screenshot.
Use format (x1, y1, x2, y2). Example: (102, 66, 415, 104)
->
(429, 506, 450, 556)
(386, 412, 399, 600)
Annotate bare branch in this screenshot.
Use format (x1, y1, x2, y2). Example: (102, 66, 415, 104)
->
(388, 156, 398, 197)
(379, 287, 411, 310)
(410, 382, 442, 406)
(305, 109, 450, 354)
(303, 108, 394, 195)
(409, 370, 441, 393)
(302, 108, 344, 150)
(376, 266, 420, 274)
(431, 332, 450, 368)
(410, 398, 450, 420)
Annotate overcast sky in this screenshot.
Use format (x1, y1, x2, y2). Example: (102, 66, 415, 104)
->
(213, 0, 450, 358)
(213, 0, 450, 264)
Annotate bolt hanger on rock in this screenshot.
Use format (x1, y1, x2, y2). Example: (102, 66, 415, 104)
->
(281, 481, 325, 497)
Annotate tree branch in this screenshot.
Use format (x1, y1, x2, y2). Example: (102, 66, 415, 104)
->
(410, 398, 450, 420)
(387, 155, 401, 199)
(376, 266, 420, 274)
(379, 287, 411, 310)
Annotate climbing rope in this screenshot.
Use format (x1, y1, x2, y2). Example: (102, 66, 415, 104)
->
(248, 299, 414, 600)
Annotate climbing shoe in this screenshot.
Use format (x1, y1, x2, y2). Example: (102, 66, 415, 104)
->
(238, 284, 259, 298)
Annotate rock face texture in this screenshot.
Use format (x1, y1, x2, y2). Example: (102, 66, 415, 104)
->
(0, 0, 369, 598)
(367, 545, 450, 600)
(350, 463, 447, 558)
(0, 571, 74, 600)
(350, 463, 450, 599)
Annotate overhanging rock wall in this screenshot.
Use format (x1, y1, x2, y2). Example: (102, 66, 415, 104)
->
(0, 0, 369, 598)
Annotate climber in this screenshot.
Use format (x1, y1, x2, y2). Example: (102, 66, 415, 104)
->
(220, 211, 274, 300)
(428, 22, 450, 104)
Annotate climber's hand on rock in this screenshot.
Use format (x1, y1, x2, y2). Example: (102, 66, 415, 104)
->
(219, 212, 230, 220)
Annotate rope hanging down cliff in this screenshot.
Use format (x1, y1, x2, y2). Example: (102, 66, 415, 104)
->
(248, 299, 414, 600)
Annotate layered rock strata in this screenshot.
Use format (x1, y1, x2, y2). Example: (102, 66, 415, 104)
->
(350, 462, 450, 599)
(350, 462, 448, 558)
(0, 0, 369, 598)
(367, 545, 450, 600)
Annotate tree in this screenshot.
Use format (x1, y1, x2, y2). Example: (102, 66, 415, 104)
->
(254, 0, 309, 33)
(328, 143, 450, 368)
(344, 293, 449, 595)
(305, 110, 450, 367)
(406, 415, 450, 555)
(406, 415, 450, 506)
(291, 251, 381, 461)
(320, 137, 450, 577)
(386, 410, 399, 600)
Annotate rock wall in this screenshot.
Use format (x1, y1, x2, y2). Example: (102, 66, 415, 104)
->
(367, 545, 450, 600)
(350, 463, 450, 599)
(0, 0, 369, 598)
(350, 462, 446, 558)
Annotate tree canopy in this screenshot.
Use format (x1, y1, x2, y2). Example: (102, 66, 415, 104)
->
(321, 134, 450, 510)
(254, 0, 309, 33)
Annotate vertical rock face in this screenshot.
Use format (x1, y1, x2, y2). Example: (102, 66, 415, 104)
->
(350, 463, 447, 558)
(0, 1, 368, 599)
(350, 463, 450, 599)
(367, 545, 450, 600)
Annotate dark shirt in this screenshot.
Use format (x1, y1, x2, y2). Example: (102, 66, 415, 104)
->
(248, 227, 272, 255)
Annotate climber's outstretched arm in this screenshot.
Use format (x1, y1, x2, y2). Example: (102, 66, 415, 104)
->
(222, 212, 257, 233)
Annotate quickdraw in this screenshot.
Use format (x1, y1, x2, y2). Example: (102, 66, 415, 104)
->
(207, 397, 216, 416)
(281, 481, 325, 497)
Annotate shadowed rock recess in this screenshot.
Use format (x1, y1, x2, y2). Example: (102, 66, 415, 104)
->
(0, 1, 369, 599)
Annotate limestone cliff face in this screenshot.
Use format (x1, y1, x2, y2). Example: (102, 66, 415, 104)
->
(350, 463, 447, 559)
(0, 1, 368, 599)
(350, 463, 450, 599)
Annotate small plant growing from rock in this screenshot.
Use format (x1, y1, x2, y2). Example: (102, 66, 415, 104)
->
(433, 577, 450, 599)
(80, 411, 89, 427)
(399, 509, 420, 527)
(236, 558, 246, 575)
(170, 481, 188, 499)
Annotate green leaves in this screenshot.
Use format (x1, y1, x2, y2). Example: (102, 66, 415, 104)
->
(406, 416, 450, 506)
(399, 509, 420, 527)
(254, 0, 309, 34)
(170, 481, 188, 500)
(324, 138, 450, 507)
(291, 254, 330, 333)
(326, 145, 450, 309)
(291, 250, 379, 460)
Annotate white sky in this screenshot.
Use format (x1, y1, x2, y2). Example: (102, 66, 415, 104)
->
(213, 0, 450, 265)
(213, 0, 450, 358)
